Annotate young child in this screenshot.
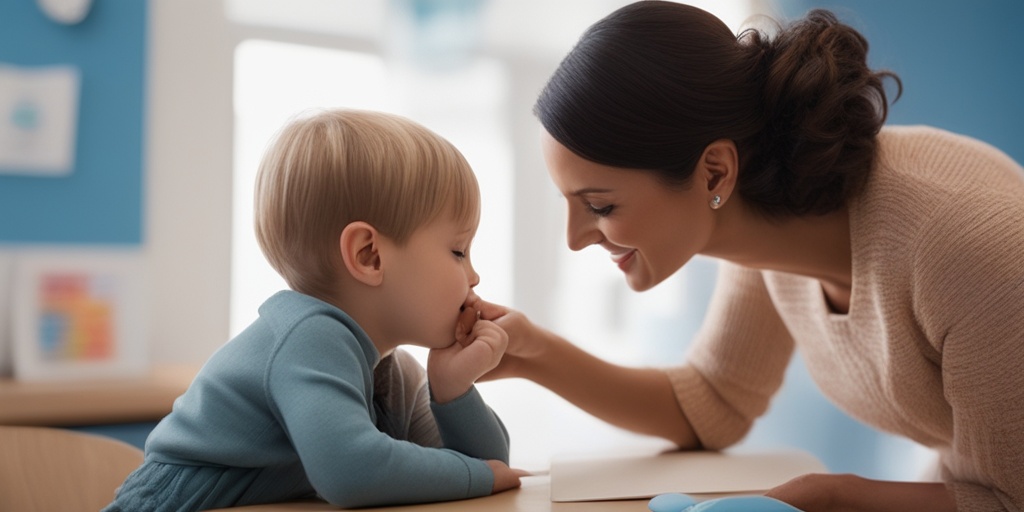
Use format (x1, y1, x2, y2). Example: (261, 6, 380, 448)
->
(104, 109, 521, 511)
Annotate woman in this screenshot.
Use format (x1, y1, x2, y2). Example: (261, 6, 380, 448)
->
(480, 2, 1024, 511)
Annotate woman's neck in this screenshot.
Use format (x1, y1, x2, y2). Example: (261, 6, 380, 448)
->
(705, 201, 852, 291)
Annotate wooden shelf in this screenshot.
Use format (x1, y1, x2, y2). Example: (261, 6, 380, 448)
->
(0, 364, 197, 427)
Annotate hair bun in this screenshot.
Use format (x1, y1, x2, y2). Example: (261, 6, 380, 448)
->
(744, 9, 902, 216)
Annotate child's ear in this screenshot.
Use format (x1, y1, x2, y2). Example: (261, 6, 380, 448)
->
(339, 221, 383, 286)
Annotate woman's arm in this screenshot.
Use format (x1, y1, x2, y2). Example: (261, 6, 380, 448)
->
(478, 301, 699, 448)
(765, 473, 955, 512)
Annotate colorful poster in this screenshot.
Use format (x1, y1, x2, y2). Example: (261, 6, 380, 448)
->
(38, 272, 116, 361)
(12, 249, 147, 381)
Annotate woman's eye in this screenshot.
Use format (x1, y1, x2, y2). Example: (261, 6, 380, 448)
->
(588, 204, 614, 217)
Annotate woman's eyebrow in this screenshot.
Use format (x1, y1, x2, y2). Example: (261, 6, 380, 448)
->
(570, 187, 613, 196)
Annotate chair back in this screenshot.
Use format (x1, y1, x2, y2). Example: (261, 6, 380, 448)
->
(0, 425, 143, 512)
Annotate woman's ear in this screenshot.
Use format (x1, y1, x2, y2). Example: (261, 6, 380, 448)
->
(698, 139, 739, 205)
(339, 221, 383, 286)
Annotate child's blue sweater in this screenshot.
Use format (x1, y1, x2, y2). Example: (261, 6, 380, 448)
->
(116, 290, 508, 510)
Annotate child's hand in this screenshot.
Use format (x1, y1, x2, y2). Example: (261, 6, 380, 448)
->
(485, 460, 527, 494)
(428, 309, 508, 403)
(454, 297, 481, 346)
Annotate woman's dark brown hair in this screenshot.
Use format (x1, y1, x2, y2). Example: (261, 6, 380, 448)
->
(534, 0, 901, 217)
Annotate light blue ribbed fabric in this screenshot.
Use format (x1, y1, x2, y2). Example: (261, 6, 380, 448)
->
(104, 290, 508, 511)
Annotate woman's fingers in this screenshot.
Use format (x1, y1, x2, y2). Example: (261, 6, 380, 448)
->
(476, 298, 510, 321)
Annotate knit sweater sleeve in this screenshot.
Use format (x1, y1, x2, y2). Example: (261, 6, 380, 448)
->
(912, 195, 1024, 511)
(388, 348, 511, 462)
(430, 386, 511, 463)
(665, 262, 795, 449)
(265, 317, 493, 508)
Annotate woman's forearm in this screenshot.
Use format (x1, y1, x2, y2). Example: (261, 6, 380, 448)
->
(838, 477, 955, 512)
(519, 331, 699, 448)
(766, 473, 956, 512)
(480, 301, 699, 447)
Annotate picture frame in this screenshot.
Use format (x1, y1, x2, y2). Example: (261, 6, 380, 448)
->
(12, 248, 148, 381)
(0, 64, 81, 176)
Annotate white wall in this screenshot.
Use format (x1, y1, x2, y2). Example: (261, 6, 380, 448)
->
(146, 0, 234, 363)
(143, 0, 589, 364)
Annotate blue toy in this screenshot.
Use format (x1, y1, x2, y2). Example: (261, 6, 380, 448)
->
(648, 493, 803, 512)
(648, 493, 697, 511)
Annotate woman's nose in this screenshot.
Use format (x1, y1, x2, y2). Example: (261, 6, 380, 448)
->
(566, 206, 602, 251)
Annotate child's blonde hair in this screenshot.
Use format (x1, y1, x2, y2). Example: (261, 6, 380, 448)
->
(254, 109, 479, 302)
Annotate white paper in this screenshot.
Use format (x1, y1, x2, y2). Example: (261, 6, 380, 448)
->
(0, 64, 81, 176)
(550, 448, 827, 502)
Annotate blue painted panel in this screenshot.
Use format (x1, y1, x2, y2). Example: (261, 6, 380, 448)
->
(780, 0, 1024, 164)
(0, 0, 147, 244)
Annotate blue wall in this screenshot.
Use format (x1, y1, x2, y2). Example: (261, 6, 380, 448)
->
(782, 0, 1024, 164)
(0, 0, 147, 244)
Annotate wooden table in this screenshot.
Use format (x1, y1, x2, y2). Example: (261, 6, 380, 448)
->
(0, 364, 196, 426)
(210, 475, 653, 512)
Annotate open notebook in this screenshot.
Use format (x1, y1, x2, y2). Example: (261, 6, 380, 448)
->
(550, 448, 826, 502)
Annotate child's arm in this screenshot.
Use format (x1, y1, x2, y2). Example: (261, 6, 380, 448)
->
(267, 317, 507, 508)
(428, 316, 507, 403)
(386, 349, 512, 463)
(427, 317, 511, 462)
(429, 380, 511, 463)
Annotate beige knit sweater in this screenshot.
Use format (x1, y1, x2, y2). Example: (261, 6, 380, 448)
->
(666, 126, 1024, 511)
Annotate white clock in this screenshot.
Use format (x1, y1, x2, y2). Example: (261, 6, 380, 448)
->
(37, 0, 94, 25)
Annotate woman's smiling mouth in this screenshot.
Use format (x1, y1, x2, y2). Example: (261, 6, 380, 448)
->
(610, 249, 636, 271)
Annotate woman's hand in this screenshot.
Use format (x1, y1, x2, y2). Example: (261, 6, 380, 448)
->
(764, 473, 956, 512)
(427, 309, 508, 404)
(763, 473, 837, 511)
(475, 299, 552, 381)
(475, 300, 697, 446)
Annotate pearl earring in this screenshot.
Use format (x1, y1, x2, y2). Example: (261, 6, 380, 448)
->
(710, 195, 722, 209)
